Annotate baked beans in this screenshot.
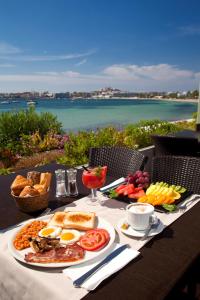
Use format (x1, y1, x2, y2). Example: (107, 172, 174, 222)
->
(13, 220, 47, 250)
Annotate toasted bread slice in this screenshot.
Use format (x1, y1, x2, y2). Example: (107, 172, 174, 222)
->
(48, 212, 66, 228)
(63, 211, 96, 231)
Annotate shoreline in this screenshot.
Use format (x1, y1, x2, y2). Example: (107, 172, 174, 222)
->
(0, 97, 198, 103)
(96, 97, 198, 103)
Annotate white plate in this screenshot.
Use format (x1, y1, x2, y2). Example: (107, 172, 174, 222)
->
(8, 214, 115, 268)
(117, 218, 164, 238)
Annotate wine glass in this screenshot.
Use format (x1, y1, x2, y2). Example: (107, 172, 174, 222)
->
(82, 166, 107, 205)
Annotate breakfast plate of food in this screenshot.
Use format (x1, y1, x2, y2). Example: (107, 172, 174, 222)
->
(8, 211, 116, 268)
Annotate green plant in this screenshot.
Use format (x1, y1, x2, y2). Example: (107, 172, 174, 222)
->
(124, 120, 181, 148)
(0, 107, 196, 169)
(57, 119, 193, 167)
(0, 107, 63, 149)
(0, 168, 12, 175)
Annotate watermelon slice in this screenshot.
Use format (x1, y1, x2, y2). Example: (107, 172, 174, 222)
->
(123, 184, 135, 196)
(115, 184, 127, 193)
(128, 190, 145, 199)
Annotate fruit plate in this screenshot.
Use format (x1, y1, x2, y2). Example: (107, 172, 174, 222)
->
(105, 190, 193, 213)
(7, 214, 116, 268)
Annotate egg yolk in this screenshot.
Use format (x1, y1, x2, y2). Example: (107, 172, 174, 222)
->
(61, 232, 75, 241)
(41, 228, 55, 236)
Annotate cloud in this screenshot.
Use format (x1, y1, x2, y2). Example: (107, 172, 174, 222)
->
(0, 49, 96, 62)
(0, 64, 15, 68)
(75, 59, 87, 66)
(103, 64, 195, 81)
(178, 25, 200, 36)
(0, 63, 199, 92)
(62, 71, 81, 78)
(0, 42, 22, 55)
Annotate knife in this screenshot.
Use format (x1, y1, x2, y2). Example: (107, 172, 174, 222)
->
(73, 244, 128, 287)
(100, 178, 126, 193)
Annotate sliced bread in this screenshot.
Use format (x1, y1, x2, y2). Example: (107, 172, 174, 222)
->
(48, 212, 66, 228)
(63, 211, 96, 231)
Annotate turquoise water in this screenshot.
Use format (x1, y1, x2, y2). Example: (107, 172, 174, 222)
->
(0, 98, 197, 131)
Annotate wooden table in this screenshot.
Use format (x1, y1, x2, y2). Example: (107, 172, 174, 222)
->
(0, 163, 199, 299)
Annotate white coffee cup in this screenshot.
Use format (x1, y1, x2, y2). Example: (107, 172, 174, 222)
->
(126, 203, 156, 231)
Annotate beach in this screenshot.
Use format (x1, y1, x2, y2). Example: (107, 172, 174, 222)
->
(101, 97, 198, 103)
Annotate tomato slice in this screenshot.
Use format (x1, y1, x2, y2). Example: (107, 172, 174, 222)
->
(80, 230, 107, 251)
(92, 228, 110, 241)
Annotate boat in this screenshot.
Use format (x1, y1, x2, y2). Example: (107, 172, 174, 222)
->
(1, 100, 10, 104)
(27, 100, 37, 106)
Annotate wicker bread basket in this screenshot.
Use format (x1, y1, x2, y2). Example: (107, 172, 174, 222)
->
(11, 191, 49, 213)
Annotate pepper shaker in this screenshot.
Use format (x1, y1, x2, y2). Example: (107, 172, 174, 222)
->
(67, 168, 78, 197)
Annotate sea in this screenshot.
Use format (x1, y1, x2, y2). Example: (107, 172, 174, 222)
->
(0, 98, 197, 132)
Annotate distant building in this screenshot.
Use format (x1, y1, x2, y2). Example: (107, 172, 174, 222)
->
(55, 92, 70, 99)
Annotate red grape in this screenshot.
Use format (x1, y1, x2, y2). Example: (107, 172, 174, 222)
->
(143, 172, 149, 177)
(138, 177, 145, 183)
(125, 170, 150, 189)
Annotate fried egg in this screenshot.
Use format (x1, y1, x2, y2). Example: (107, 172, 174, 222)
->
(38, 226, 61, 238)
(59, 229, 81, 245)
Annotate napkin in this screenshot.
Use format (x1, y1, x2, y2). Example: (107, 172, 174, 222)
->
(100, 177, 125, 192)
(63, 243, 140, 291)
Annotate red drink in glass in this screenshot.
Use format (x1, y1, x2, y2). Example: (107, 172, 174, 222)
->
(82, 166, 107, 205)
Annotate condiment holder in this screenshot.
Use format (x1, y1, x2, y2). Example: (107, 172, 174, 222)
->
(55, 169, 68, 197)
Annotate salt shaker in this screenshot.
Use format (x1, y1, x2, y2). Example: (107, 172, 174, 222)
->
(67, 168, 78, 196)
(55, 169, 68, 197)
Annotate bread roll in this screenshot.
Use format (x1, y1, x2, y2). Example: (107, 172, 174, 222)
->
(11, 175, 33, 195)
(27, 171, 41, 185)
(63, 211, 96, 231)
(34, 184, 46, 195)
(48, 212, 66, 228)
(19, 186, 40, 197)
(40, 173, 52, 191)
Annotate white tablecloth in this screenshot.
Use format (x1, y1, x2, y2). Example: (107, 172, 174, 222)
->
(0, 193, 199, 300)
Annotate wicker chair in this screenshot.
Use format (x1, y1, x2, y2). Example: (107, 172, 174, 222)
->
(89, 146, 146, 178)
(151, 135, 200, 157)
(151, 156, 200, 194)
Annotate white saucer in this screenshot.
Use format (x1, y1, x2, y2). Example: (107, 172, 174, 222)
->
(117, 218, 165, 238)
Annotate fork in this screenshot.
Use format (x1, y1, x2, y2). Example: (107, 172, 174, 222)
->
(178, 195, 199, 212)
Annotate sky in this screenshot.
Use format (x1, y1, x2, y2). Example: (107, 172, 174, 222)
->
(0, 0, 200, 92)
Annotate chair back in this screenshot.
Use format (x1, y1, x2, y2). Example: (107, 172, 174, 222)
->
(151, 156, 200, 194)
(89, 146, 146, 178)
(151, 135, 199, 157)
